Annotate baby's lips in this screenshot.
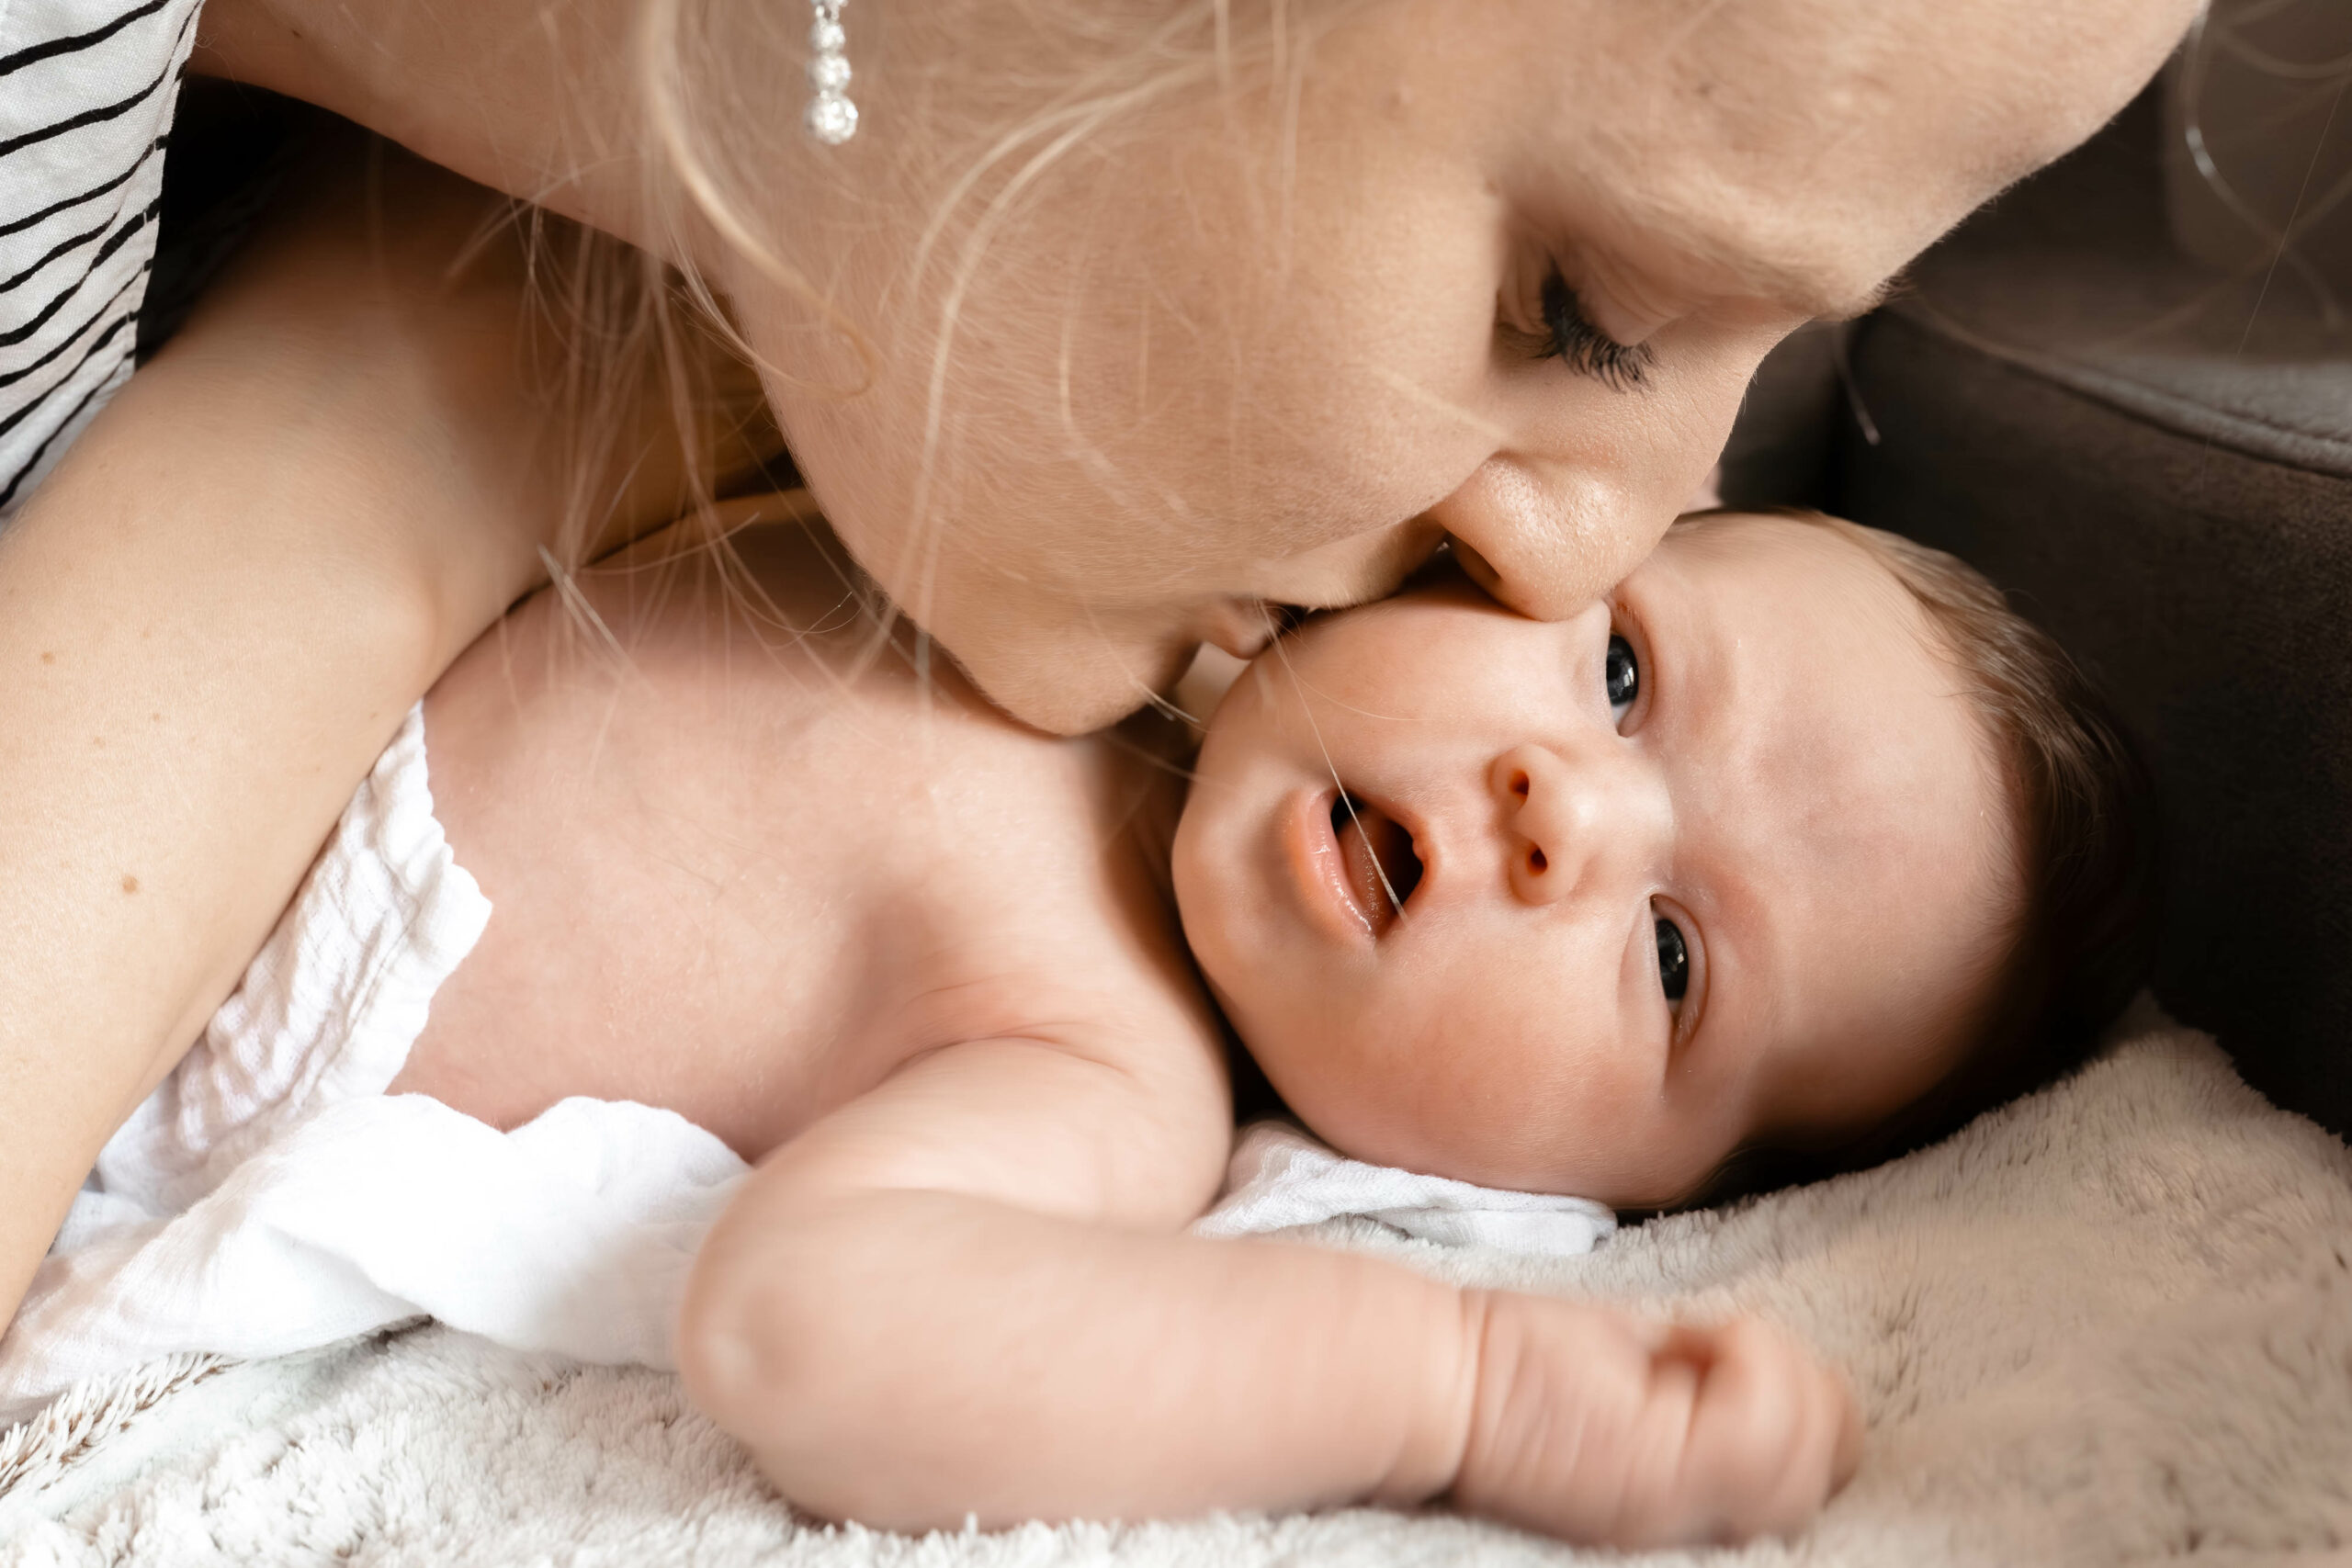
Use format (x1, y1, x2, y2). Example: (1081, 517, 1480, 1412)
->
(1335, 802, 1415, 937)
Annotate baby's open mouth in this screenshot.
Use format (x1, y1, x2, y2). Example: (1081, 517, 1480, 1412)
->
(1331, 791, 1423, 935)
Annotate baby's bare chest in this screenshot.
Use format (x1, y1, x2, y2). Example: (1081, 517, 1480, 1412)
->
(398, 635, 1192, 1159)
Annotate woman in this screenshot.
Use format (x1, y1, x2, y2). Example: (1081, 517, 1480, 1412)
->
(0, 0, 2196, 1336)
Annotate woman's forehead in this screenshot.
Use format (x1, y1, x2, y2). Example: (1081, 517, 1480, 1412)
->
(1305, 0, 2188, 316)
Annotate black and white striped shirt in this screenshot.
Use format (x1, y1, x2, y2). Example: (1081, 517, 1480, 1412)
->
(1, 0, 202, 519)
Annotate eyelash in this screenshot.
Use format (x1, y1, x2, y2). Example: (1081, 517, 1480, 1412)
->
(1536, 269, 1655, 393)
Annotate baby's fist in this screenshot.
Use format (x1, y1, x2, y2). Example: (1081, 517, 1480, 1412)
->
(1449, 1294, 1860, 1547)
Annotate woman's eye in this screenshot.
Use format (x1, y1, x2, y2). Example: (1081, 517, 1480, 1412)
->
(1538, 270, 1655, 392)
(1605, 634, 1639, 723)
(1655, 916, 1690, 1007)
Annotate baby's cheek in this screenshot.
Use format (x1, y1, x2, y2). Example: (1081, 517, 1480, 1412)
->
(1308, 1008, 1553, 1182)
(1588, 1096, 1757, 1213)
(1441, 1042, 1710, 1204)
(1243, 1010, 1436, 1170)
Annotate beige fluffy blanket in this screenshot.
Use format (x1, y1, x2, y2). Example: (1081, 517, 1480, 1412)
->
(4, 1009, 2350, 1566)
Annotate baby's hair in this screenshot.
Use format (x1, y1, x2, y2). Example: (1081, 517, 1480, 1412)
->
(1690, 506, 2157, 1205)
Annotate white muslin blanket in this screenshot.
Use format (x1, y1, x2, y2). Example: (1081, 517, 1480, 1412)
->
(0, 706, 1611, 1425)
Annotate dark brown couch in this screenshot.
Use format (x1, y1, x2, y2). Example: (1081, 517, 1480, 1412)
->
(1725, 85, 2352, 1136)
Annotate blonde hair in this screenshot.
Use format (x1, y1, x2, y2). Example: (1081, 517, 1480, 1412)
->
(491, 176, 794, 608)
(532, 3, 1375, 581)
(632, 1, 1350, 344)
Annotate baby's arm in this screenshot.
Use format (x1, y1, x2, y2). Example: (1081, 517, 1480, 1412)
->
(0, 131, 724, 1329)
(682, 1034, 1860, 1544)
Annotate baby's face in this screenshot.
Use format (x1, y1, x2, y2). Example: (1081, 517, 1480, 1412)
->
(1172, 515, 2021, 1209)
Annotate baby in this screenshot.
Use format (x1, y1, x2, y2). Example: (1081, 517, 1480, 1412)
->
(314, 495, 2135, 1544)
(8, 491, 2146, 1542)
(4, 372, 2147, 1537)
(2, 124, 2147, 1546)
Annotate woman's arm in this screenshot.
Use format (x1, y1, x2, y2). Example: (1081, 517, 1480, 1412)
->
(0, 132, 726, 1330)
(681, 1035, 1860, 1544)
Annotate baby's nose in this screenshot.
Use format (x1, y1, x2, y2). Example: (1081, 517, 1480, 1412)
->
(1491, 742, 1663, 906)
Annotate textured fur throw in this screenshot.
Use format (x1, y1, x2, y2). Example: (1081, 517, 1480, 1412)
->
(5, 1009, 2351, 1566)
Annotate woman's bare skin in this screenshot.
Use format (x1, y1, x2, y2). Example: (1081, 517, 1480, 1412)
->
(0, 0, 2195, 1356)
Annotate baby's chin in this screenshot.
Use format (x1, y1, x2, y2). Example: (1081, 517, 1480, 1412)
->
(1234, 1030, 1732, 1208)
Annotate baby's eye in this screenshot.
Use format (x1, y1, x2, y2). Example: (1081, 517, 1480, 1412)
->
(1655, 916, 1690, 1007)
(1605, 634, 1639, 724)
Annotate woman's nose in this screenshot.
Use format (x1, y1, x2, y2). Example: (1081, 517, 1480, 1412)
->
(1424, 340, 1764, 620)
(1490, 741, 1667, 906)
(1428, 458, 1663, 623)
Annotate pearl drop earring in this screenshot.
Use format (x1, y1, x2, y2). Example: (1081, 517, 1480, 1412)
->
(804, 0, 858, 144)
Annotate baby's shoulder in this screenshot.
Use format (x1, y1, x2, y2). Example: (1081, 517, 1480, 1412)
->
(792, 676, 1215, 1079)
(895, 715, 1216, 1061)
(422, 508, 1219, 1092)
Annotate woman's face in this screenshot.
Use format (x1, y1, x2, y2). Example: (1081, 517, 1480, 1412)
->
(744, 0, 2194, 734)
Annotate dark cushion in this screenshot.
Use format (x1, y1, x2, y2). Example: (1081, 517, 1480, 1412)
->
(1810, 92, 2352, 1134)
